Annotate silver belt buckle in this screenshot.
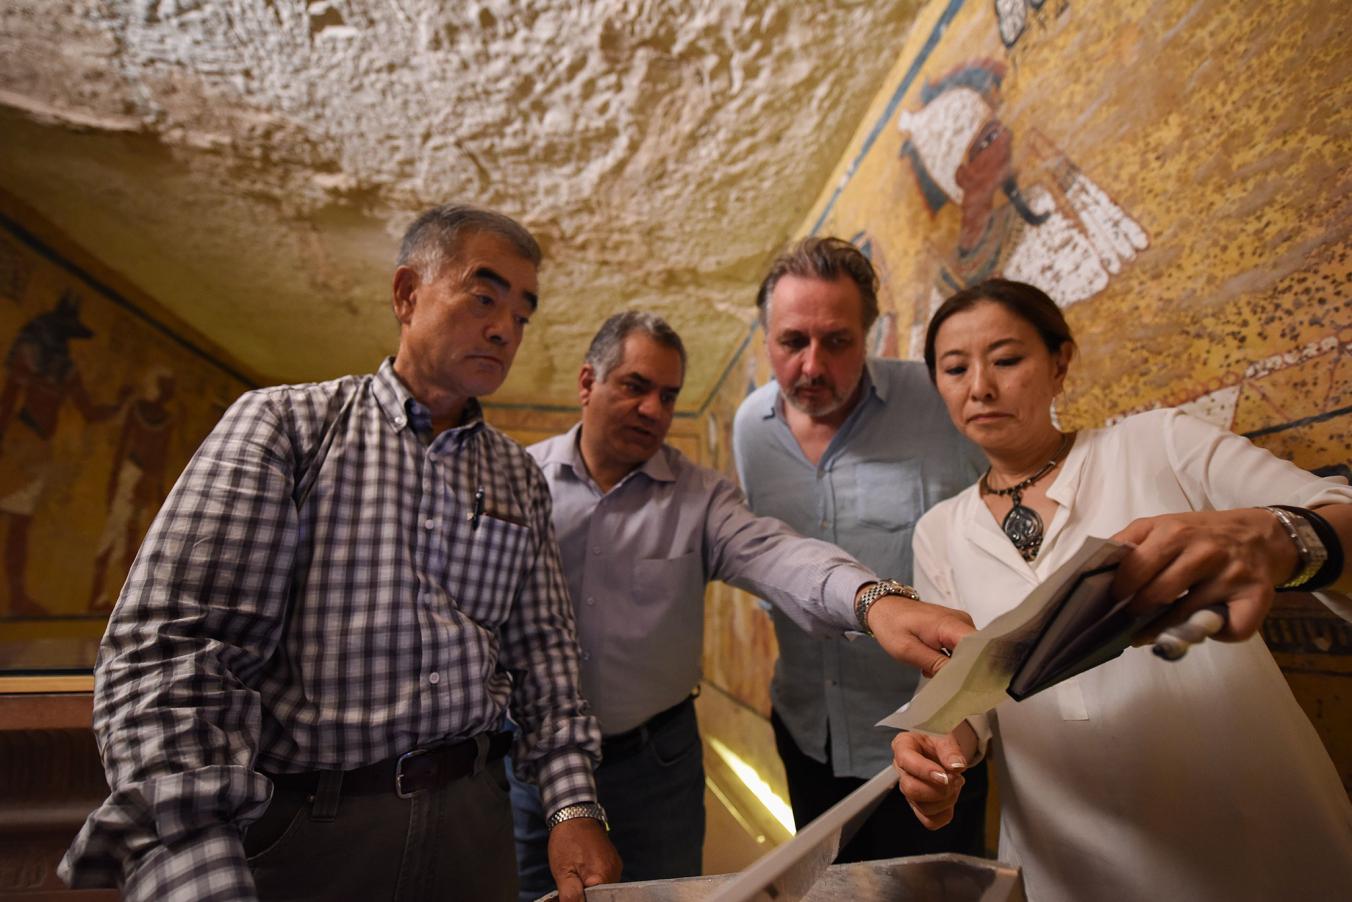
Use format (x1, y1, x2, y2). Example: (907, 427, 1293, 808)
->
(395, 747, 429, 799)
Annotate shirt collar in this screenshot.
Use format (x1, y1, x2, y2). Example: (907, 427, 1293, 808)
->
(1045, 428, 1088, 508)
(545, 421, 677, 487)
(635, 441, 676, 483)
(537, 422, 586, 470)
(862, 357, 888, 403)
(374, 357, 484, 440)
(373, 357, 411, 429)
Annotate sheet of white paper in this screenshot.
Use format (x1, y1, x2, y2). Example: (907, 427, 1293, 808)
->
(878, 536, 1126, 735)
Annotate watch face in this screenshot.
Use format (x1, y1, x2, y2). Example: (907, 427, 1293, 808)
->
(881, 579, 919, 600)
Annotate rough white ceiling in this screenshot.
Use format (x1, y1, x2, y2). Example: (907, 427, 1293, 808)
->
(0, 0, 922, 410)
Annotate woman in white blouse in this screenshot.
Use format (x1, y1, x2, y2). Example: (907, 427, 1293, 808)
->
(892, 279, 1352, 901)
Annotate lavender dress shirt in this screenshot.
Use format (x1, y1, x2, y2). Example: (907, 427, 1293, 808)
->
(530, 424, 876, 734)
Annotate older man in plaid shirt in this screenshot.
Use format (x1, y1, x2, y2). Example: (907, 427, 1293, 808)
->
(60, 205, 620, 902)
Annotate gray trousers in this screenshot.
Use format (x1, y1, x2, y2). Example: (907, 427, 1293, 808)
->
(245, 757, 517, 901)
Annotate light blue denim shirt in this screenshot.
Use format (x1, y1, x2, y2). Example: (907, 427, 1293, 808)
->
(732, 358, 985, 777)
(530, 424, 876, 735)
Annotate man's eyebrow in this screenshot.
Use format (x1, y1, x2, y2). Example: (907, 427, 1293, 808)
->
(470, 266, 509, 291)
(472, 266, 538, 311)
(621, 371, 683, 395)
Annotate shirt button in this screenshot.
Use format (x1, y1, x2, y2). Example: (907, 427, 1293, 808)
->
(585, 596, 595, 606)
(581, 652, 591, 662)
(826, 679, 837, 687)
(591, 546, 601, 555)
(424, 518, 435, 530)
(394, 416, 406, 427)
(428, 672, 441, 684)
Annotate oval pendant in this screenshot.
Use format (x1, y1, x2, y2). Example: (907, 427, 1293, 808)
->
(1002, 503, 1044, 561)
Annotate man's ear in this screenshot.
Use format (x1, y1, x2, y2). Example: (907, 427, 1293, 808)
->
(578, 363, 597, 406)
(391, 266, 419, 325)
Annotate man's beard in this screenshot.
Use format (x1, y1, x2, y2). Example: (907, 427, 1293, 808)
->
(785, 377, 852, 418)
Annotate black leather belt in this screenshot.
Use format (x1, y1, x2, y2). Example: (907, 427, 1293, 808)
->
(601, 696, 694, 762)
(266, 732, 512, 799)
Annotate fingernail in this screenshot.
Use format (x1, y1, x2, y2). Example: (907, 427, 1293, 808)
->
(948, 759, 966, 771)
(930, 771, 949, 785)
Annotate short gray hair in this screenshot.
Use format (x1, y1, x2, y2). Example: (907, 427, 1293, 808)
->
(584, 311, 687, 381)
(397, 203, 542, 279)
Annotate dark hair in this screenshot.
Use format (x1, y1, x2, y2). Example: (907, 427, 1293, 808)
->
(397, 203, 542, 278)
(585, 311, 687, 381)
(923, 278, 1075, 381)
(755, 237, 879, 331)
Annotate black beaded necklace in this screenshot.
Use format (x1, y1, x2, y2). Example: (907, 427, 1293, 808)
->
(981, 432, 1072, 562)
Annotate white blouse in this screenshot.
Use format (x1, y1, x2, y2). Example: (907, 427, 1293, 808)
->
(913, 408, 1352, 902)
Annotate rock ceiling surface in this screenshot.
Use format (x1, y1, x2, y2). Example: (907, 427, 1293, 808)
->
(0, 0, 922, 410)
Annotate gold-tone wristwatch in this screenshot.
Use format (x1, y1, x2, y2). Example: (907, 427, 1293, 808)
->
(854, 579, 921, 636)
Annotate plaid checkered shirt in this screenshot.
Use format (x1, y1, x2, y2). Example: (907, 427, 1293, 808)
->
(59, 359, 601, 901)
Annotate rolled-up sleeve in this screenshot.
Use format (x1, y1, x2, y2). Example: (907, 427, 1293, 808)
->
(1160, 408, 1352, 619)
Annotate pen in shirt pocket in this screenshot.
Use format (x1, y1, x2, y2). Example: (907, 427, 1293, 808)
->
(469, 487, 486, 530)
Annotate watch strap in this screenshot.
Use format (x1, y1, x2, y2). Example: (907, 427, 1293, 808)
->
(546, 801, 609, 832)
(1263, 506, 1327, 589)
(854, 579, 921, 636)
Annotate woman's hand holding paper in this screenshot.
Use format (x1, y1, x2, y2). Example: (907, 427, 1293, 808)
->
(891, 721, 979, 830)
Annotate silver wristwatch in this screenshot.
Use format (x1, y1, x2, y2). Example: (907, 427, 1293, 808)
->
(1262, 506, 1327, 589)
(855, 579, 921, 636)
(546, 802, 610, 832)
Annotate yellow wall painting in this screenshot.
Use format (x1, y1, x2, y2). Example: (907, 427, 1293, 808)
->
(0, 214, 252, 670)
(812, 0, 1348, 458)
(707, 0, 1351, 785)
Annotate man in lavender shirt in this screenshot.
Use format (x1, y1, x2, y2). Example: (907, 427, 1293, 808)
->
(506, 311, 974, 899)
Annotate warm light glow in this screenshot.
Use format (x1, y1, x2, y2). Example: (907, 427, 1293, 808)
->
(708, 737, 796, 836)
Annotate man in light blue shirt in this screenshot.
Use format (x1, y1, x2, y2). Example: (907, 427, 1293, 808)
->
(732, 237, 988, 861)
(507, 311, 976, 899)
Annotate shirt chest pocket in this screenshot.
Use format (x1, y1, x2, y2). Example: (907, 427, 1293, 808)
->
(628, 550, 705, 645)
(631, 550, 704, 607)
(853, 459, 924, 530)
(443, 514, 534, 628)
